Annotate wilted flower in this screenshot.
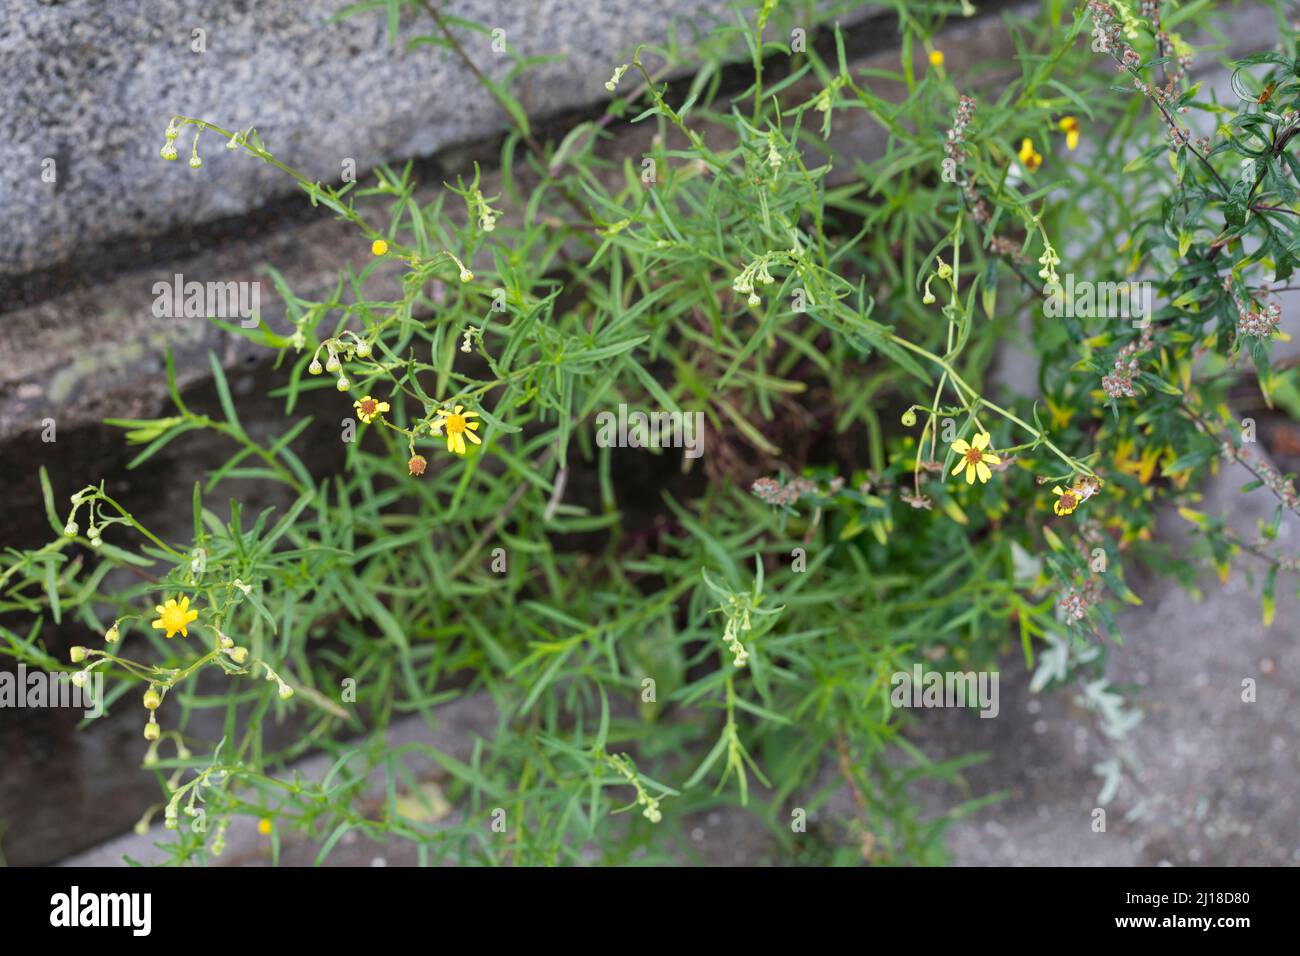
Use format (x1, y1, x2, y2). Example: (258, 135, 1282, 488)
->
(1018, 138, 1043, 172)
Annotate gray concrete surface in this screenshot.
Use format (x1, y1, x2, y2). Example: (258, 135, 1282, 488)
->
(7, 0, 872, 278)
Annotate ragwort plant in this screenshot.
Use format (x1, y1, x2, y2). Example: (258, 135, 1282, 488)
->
(3, 0, 1297, 864)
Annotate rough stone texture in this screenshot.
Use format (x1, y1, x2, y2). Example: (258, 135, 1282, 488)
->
(1, 0, 874, 280)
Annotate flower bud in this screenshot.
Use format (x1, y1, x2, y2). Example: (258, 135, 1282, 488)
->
(355, 341, 371, 358)
(144, 720, 160, 741)
(160, 144, 179, 161)
(64, 521, 79, 537)
(371, 238, 389, 256)
(105, 623, 120, 644)
(901, 408, 917, 427)
(71, 671, 88, 688)
(277, 682, 294, 701)
(229, 646, 249, 665)
(70, 646, 87, 663)
(188, 155, 202, 170)
(143, 688, 161, 711)
(408, 455, 427, 477)
(308, 359, 323, 375)
(336, 376, 350, 392)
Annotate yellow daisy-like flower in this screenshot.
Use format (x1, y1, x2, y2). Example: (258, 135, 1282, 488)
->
(371, 238, 389, 256)
(434, 404, 482, 455)
(151, 595, 198, 639)
(928, 49, 944, 67)
(354, 395, 390, 424)
(950, 432, 1001, 485)
(1058, 116, 1080, 151)
(1018, 138, 1043, 172)
(1052, 485, 1081, 516)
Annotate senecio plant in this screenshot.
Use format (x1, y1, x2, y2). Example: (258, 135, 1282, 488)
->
(3, 0, 1298, 865)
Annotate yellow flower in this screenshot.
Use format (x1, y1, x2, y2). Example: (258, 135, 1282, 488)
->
(950, 432, 1001, 484)
(371, 238, 389, 256)
(433, 404, 482, 455)
(928, 49, 944, 67)
(353, 395, 390, 424)
(1113, 437, 1162, 485)
(151, 595, 198, 639)
(258, 818, 273, 836)
(1059, 116, 1080, 151)
(1018, 138, 1042, 172)
(1052, 485, 1080, 516)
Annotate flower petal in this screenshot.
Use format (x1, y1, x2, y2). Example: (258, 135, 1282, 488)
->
(465, 429, 482, 445)
(951, 439, 970, 455)
(982, 453, 1000, 466)
(976, 461, 992, 483)
(965, 464, 976, 484)
(972, 432, 989, 450)
(952, 460, 967, 477)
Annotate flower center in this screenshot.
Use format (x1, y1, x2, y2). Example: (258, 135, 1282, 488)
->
(359, 399, 377, 416)
(965, 448, 983, 464)
(445, 414, 467, 435)
(1061, 493, 1077, 508)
